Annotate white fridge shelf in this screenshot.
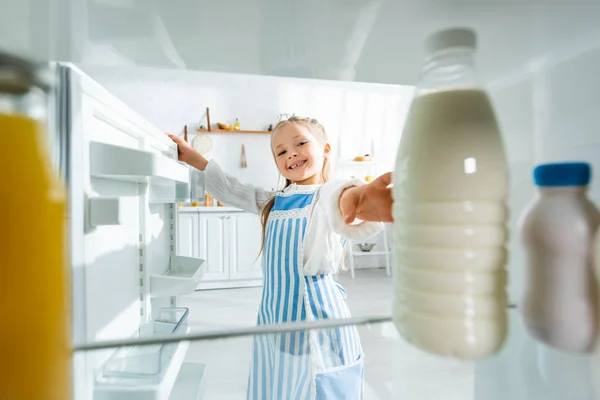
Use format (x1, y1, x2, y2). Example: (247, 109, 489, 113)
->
(94, 307, 191, 400)
(89, 196, 137, 226)
(149, 181, 190, 204)
(90, 141, 189, 185)
(353, 250, 389, 257)
(150, 255, 206, 298)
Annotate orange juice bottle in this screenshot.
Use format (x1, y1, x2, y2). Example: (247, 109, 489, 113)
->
(0, 54, 71, 399)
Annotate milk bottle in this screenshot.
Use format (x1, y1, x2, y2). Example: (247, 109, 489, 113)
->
(520, 162, 599, 353)
(392, 27, 509, 359)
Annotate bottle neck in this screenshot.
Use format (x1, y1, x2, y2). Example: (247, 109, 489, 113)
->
(537, 186, 588, 197)
(0, 89, 48, 120)
(416, 47, 478, 93)
(0, 53, 51, 120)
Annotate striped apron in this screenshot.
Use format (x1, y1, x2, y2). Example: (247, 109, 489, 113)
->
(247, 189, 364, 400)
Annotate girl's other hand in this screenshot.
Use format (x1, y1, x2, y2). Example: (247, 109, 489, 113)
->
(339, 173, 393, 224)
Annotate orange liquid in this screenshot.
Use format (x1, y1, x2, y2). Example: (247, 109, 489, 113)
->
(0, 114, 71, 399)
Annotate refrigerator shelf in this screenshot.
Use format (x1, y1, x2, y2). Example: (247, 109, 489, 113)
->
(94, 307, 190, 400)
(150, 255, 206, 298)
(90, 141, 189, 185)
(89, 196, 137, 226)
(149, 181, 190, 204)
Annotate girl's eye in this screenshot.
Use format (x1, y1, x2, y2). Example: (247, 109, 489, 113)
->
(299, 141, 307, 146)
(278, 150, 287, 156)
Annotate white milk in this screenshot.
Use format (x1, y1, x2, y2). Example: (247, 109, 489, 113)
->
(392, 87, 509, 359)
(519, 163, 599, 353)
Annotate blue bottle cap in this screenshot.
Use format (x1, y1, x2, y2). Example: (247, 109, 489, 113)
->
(533, 162, 591, 187)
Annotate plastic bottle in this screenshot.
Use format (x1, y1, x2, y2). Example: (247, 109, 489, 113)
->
(0, 53, 71, 398)
(519, 162, 600, 353)
(204, 191, 213, 207)
(392, 27, 509, 359)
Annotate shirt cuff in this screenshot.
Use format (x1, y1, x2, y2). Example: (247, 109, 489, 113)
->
(325, 178, 383, 241)
(190, 167, 205, 199)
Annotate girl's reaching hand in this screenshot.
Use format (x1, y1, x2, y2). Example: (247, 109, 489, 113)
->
(339, 173, 394, 224)
(166, 133, 208, 170)
(166, 133, 195, 164)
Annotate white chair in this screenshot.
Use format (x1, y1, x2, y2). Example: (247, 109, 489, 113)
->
(346, 225, 392, 278)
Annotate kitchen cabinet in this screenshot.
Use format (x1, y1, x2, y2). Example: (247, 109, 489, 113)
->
(177, 212, 199, 258)
(198, 213, 230, 282)
(229, 213, 263, 281)
(178, 209, 263, 289)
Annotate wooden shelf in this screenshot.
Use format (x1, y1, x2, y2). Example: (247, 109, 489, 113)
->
(196, 128, 271, 135)
(338, 160, 375, 166)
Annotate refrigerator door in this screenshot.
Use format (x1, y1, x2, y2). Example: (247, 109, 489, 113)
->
(54, 64, 198, 400)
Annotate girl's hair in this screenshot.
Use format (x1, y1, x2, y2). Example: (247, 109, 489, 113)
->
(259, 116, 331, 254)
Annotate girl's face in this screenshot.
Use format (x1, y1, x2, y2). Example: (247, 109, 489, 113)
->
(272, 123, 330, 185)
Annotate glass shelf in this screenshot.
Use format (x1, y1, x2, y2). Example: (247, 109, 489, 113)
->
(94, 308, 190, 399)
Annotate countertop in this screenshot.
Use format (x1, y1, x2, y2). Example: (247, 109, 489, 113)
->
(178, 206, 245, 213)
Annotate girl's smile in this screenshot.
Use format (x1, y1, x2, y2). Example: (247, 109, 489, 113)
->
(288, 159, 307, 170)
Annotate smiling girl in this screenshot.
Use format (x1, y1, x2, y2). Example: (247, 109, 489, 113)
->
(168, 116, 392, 400)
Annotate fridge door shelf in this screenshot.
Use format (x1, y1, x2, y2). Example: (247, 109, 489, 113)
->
(149, 181, 190, 204)
(89, 196, 137, 226)
(150, 255, 206, 298)
(90, 141, 189, 185)
(94, 307, 190, 400)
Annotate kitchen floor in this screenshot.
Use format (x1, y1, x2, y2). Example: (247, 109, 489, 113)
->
(180, 269, 474, 400)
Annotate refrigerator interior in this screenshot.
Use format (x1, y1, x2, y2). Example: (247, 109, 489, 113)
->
(58, 64, 205, 399)
(3, 0, 600, 399)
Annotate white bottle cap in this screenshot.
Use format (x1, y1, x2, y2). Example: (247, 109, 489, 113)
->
(425, 27, 477, 55)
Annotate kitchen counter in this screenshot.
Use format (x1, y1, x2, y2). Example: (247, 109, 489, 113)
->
(178, 206, 245, 213)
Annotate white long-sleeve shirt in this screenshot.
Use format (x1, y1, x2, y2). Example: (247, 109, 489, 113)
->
(192, 161, 383, 275)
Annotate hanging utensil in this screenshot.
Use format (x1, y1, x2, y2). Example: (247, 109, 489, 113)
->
(206, 107, 211, 131)
(241, 144, 248, 168)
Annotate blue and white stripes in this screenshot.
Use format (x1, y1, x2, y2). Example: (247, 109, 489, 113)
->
(247, 191, 364, 400)
(259, 216, 306, 326)
(305, 275, 362, 371)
